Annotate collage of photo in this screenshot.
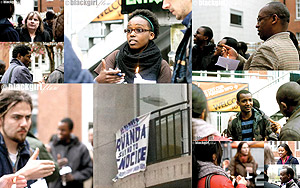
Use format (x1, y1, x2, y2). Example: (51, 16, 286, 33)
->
(0, 0, 300, 188)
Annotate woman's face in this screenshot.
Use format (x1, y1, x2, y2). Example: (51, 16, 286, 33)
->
(241, 143, 250, 156)
(126, 16, 154, 53)
(278, 146, 288, 158)
(27, 13, 40, 31)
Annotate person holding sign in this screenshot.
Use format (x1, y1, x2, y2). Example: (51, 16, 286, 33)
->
(227, 90, 276, 141)
(94, 9, 171, 83)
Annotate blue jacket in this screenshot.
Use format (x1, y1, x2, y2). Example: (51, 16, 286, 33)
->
(64, 35, 94, 83)
(1, 58, 33, 83)
(0, 132, 35, 187)
(277, 155, 299, 165)
(0, 18, 19, 42)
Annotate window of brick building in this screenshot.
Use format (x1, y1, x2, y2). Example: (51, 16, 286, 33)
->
(296, 0, 300, 19)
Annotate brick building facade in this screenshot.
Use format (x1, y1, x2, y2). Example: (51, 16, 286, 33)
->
(278, 0, 300, 41)
(270, 141, 300, 159)
(38, 0, 64, 13)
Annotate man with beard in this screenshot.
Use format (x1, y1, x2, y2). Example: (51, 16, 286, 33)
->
(280, 167, 299, 188)
(0, 90, 55, 187)
(227, 90, 275, 141)
(277, 82, 300, 140)
(49, 118, 92, 188)
(192, 26, 215, 70)
(223, 2, 299, 70)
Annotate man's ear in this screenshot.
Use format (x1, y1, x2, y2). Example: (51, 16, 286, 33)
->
(204, 36, 209, 41)
(280, 102, 288, 111)
(16, 53, 22, 59)
(271, 14, 279, 25)
(200, 109, 207, 120)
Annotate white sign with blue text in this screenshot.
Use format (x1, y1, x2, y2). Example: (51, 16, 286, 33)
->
(114, 113, 150, 180)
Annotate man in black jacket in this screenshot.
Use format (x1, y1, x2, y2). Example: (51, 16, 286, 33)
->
(49, 118, 93, 188)
(192, 26, 215, 70)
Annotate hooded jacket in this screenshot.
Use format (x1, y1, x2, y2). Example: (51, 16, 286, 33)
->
(47, 63, 64, 83)
(227, 108, 276, 141)
(197, 161, 246, 188)
(49, 134, 93, 188)
(1, 58, 33, 83)
(0, 132, 35, 187)
(64, 35, 94, 83)
(0, 18, 19, 42)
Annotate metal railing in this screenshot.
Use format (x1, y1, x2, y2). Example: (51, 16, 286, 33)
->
(147, 101, 191, 164)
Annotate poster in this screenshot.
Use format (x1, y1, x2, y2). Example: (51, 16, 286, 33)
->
(114, 112, 151, 180)
(193, 82, 249, 112)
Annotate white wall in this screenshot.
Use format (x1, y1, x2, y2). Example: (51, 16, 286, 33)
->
(193, 0, 271, 44)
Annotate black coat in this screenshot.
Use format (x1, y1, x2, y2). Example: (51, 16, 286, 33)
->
(19, 27, 51, 42)
(192, 43, 215, 70)
(0, 18, 19, 41)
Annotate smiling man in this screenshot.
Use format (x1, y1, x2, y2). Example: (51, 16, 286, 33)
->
(49, 118, 93, 188)
(223, 2, 299, 70)
(227, 90, 274, 141)
(1, 45, 33, 83)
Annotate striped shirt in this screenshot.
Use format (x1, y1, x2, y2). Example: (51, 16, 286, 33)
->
(241, 117, 254, 141)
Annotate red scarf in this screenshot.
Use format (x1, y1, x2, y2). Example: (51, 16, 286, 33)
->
(239, 155, 248, 163)
(281, 155, 290, 164)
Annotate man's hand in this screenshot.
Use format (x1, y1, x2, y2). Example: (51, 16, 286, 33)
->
(0, 174, 27, 188)
(222, 44, 238, 60)
(94, 59, 125, 83)
(16, 148, 55, 180)
(65, 173, 74, 182)
(57, 154, 68, 168)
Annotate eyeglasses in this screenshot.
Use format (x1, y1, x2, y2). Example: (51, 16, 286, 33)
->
(124, 28, 152, 34)
(257, 15, 273, 23)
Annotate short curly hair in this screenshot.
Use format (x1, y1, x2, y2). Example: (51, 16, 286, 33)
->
(128, 9, 159, 40)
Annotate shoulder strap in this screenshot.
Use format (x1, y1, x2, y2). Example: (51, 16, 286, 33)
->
(8, 65, 18, 83)
(205, 174, 214, 188)
(205, 174, 229, 188)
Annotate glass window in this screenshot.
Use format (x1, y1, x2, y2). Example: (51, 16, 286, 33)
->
(297, 0, 300, 19)
(230, 9, 243, 27)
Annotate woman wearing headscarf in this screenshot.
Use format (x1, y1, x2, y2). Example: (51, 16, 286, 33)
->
(228, 142, 258, 188)
(277, 143, 299, 165)
(94, 9, 171, 83)
(19, 11, 51, 42)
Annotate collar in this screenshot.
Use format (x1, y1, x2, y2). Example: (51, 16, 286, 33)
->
(265, 32, 289, 42)
(291, 105, 300, 117)
(11, 58, 26, 67)
(182, 11, 192, 28)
